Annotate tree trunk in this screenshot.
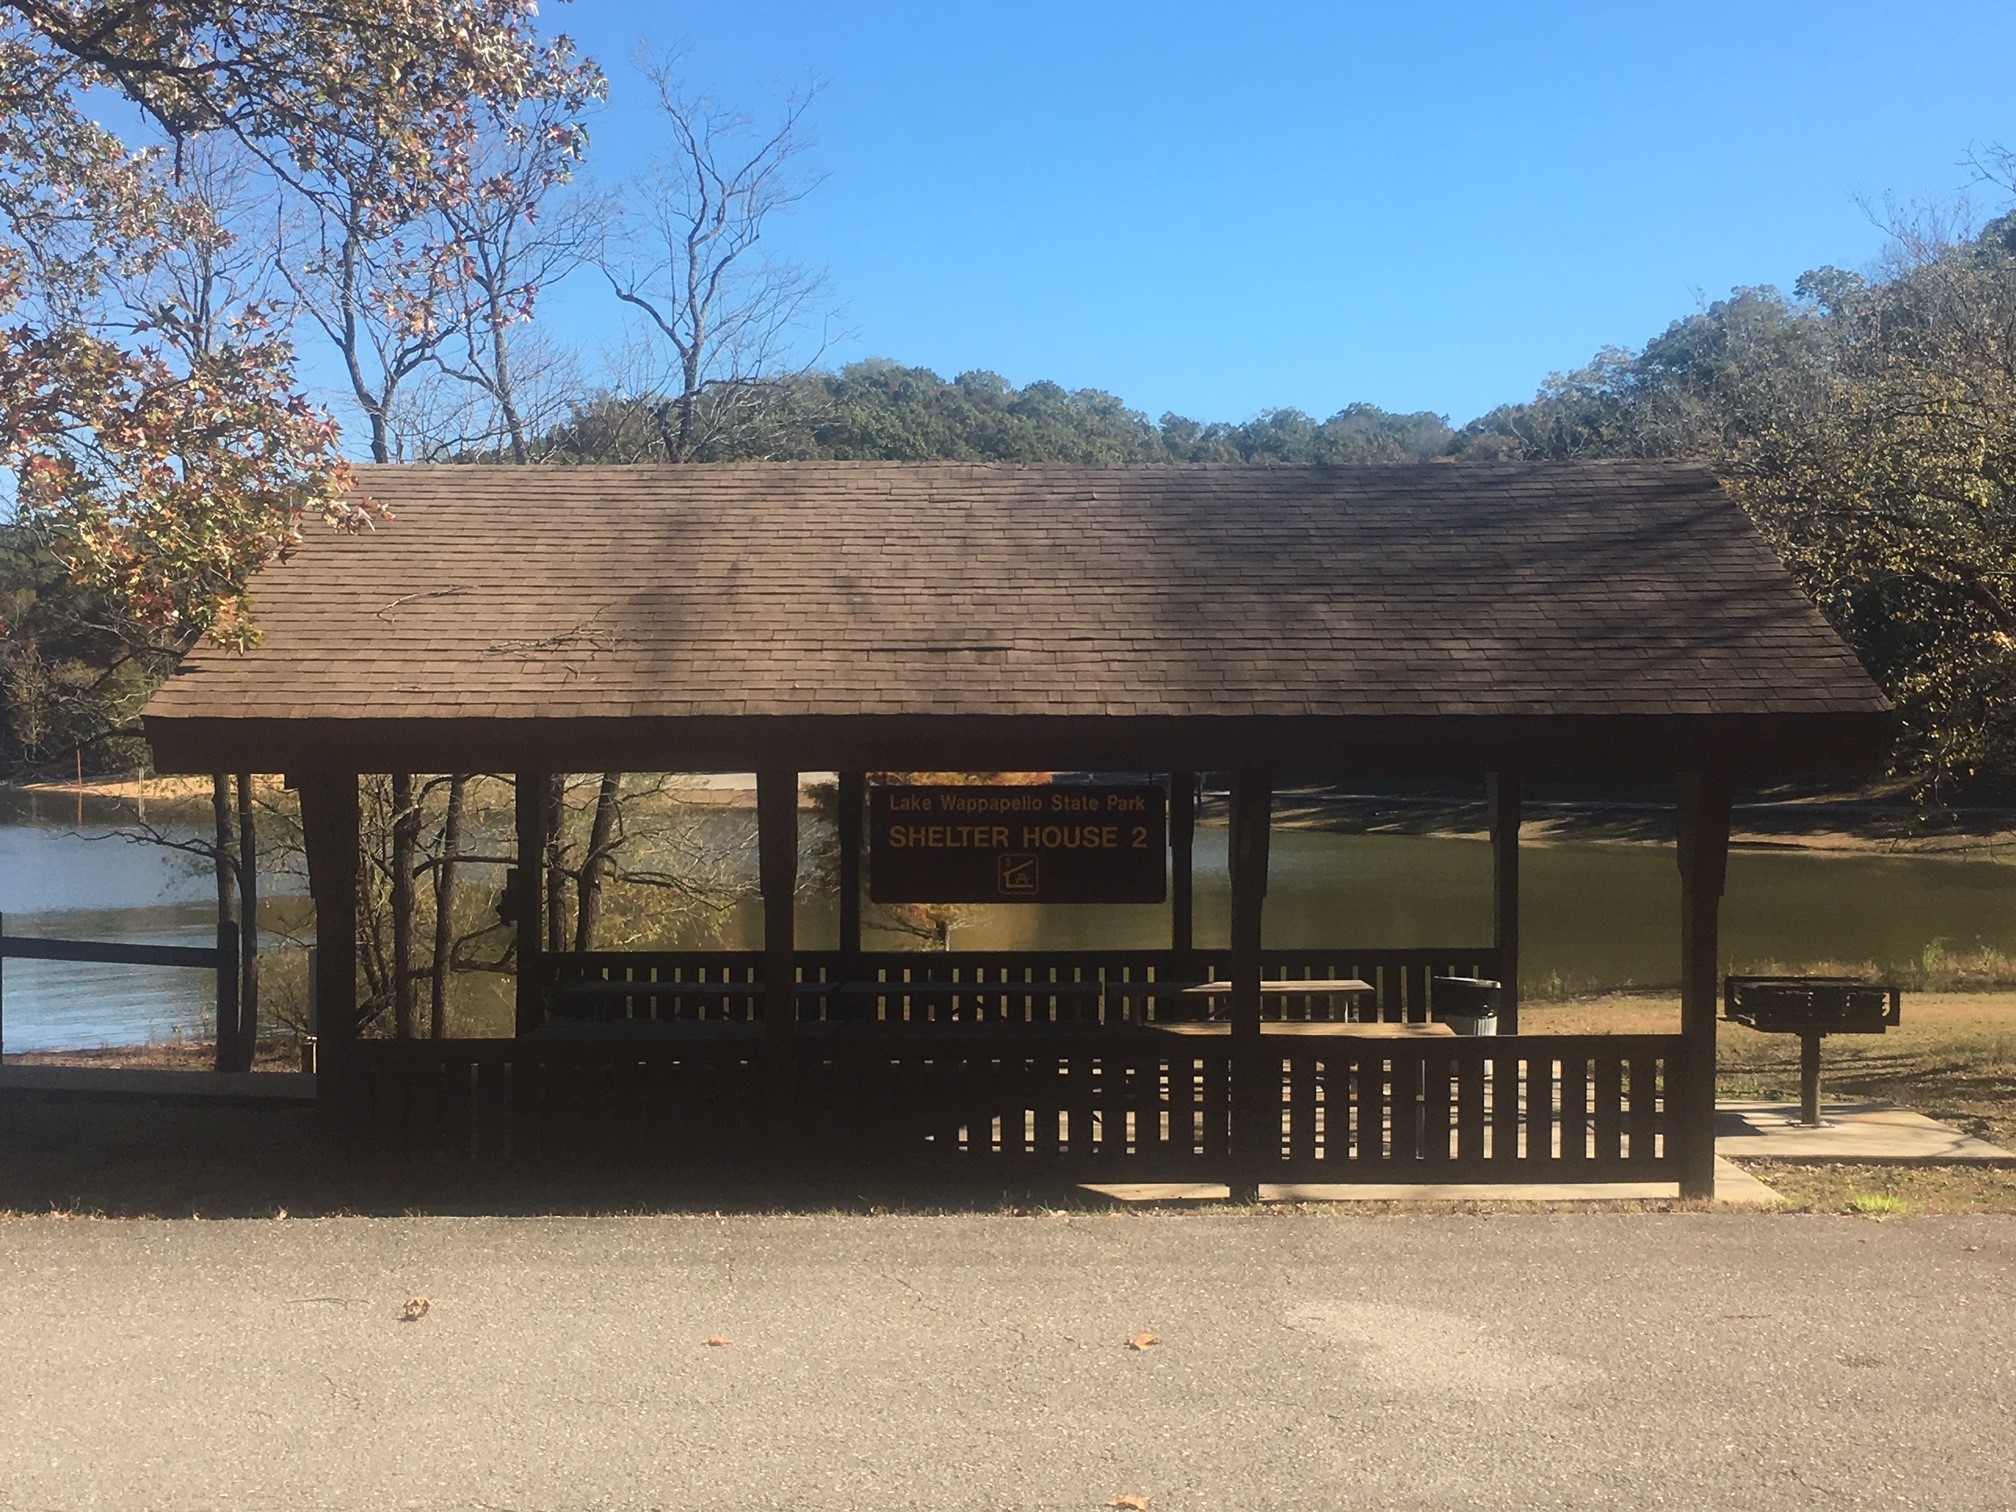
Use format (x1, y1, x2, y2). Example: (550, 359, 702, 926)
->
(429, 774, 465, 1039)
(209, 774, 238, 1072)
(543, 772, 569, 955)
(574, 771, 622, 951)
(391, 771, 417, 1039)
(235, 771, 259, 1072)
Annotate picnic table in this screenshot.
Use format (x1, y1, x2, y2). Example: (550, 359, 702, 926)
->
(540, 974, 1388, 1033)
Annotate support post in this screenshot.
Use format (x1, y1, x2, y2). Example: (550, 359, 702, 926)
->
(1169, 771, 1196, 959)
(1676, 770, 1733, 1201)
(513, 775, 546, 1038)
(1, 912, 8, 1060)
(235, 771, 259, 1071)
(298, 775, 360, 1103)
(1488, 772, 1521, 1035)
(837, 771, 864, 973)
(1228, 772, 1272, 1202)
(214, 918, 240, 1069)
(759, 770, 800, 1151)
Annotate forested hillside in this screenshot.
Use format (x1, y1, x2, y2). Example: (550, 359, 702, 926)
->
(1450, 211, 2016, 795)
(540, 361, 1455, 467)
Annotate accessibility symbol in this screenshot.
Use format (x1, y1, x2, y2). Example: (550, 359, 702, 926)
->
(997, 854, 1039, 896)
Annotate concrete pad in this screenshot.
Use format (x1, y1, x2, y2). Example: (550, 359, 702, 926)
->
(1715, 1099, 2015, 1164)
(1086, 1156, 1780, 1207)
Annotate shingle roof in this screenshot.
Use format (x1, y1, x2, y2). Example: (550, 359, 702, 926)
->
(140, 460, 1890, 770)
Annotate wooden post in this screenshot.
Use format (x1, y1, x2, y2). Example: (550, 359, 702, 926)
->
(1169, 771, 1196, 958)
(513, 774, 546, 1037)
(214, 918, 240, 1068)
(298, 775, 360, 1100)
(1488, 772, 1521, 1035)
(837, 771, 864, 971)
(1228, 772, 1272, 1201)
(1, 912, 7, 1060)
(1676, 770, 1733, 1200)
(236, 772, 259, 1071)
(759, 770, 800, 1151)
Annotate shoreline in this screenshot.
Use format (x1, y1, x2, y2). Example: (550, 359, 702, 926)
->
(13, 774, 2016, 858)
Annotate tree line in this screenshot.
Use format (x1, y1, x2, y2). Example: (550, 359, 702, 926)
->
(1454, 193, 2016, 800)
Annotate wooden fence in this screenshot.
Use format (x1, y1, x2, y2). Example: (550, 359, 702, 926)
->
(339, 1029, 1686, 1184)
(0, 912, 240, 1065)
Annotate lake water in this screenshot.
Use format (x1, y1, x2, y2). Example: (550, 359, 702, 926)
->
(6, 788, 2016, 1049)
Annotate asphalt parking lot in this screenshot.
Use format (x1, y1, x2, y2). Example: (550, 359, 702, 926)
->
(2, 1211, 2012, 1509)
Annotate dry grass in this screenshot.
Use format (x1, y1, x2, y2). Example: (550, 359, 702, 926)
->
(1526, 991, 2016, 1146)
(5, 1036, 306, 1073)
(1737, 1161, 2016, 1215)
(1527, 990, 2016, 1214)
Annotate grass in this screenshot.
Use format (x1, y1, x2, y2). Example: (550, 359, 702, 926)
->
(1740, 1162, 2016, 1215)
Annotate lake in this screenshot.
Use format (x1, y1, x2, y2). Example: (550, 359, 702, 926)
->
(5, 787, 2016, 1049)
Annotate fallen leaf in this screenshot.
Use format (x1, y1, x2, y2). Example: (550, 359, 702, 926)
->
(1126, 1333, 1161, 1351)
(704, 1336, 732, 1348)
(401, 1296, 430, 1322)
(1109, 1496, 1152, 1510)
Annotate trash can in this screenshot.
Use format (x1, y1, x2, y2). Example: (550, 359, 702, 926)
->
(1430, 976, 1501, 1035)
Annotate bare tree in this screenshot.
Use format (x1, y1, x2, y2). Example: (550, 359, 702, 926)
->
(426, 93, 605, 461)
(556, 64, 836, 943)
(600, 55, 836, 462)
(276, 167, 458, 464)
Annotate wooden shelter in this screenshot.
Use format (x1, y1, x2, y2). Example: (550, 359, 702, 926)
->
(142, 461, 1891, 1196)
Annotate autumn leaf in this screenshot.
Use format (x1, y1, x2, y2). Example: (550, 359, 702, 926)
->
(1108, 1496, 1152, 1510)
(703, 1336, 732, 1348)
(401, 1295, 431, 1322)
(1126, 1333, 1161, 1351)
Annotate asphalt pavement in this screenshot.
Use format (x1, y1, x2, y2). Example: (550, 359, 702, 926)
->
(1, 1212, 2012, 1510)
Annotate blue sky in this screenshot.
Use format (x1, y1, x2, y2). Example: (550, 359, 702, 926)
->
(538, 1, 2016, 427)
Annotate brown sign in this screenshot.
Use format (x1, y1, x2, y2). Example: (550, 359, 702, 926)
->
(868, 783, 1168, 904)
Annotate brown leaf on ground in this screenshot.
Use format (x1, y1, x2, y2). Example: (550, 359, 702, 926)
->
(704, 1335, 732, 1348)
(1108, 1496, 1152, 1510)
(1126, 1332, 1161, 1351)
(401, 1296, 430, 1322)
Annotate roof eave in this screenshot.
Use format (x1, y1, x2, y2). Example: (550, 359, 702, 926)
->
(142, 708, 1895, 779)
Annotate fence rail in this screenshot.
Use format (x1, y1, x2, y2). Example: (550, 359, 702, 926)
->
(0, 912, 239, 1065)
(341, 1029, 1684, 1184)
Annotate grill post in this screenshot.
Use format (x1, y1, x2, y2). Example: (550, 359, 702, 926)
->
(1799, 1030, 1824, 1127)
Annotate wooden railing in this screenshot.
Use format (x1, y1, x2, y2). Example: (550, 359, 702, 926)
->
(1266, 1035, 1685, 1181)
(540, 947, 1507, 1026)
(0, 912, 240, 1065)
(341, 1028, 1685, 1185)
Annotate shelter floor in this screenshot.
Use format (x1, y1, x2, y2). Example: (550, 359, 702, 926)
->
(1089, 1153, 1779, 1206)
